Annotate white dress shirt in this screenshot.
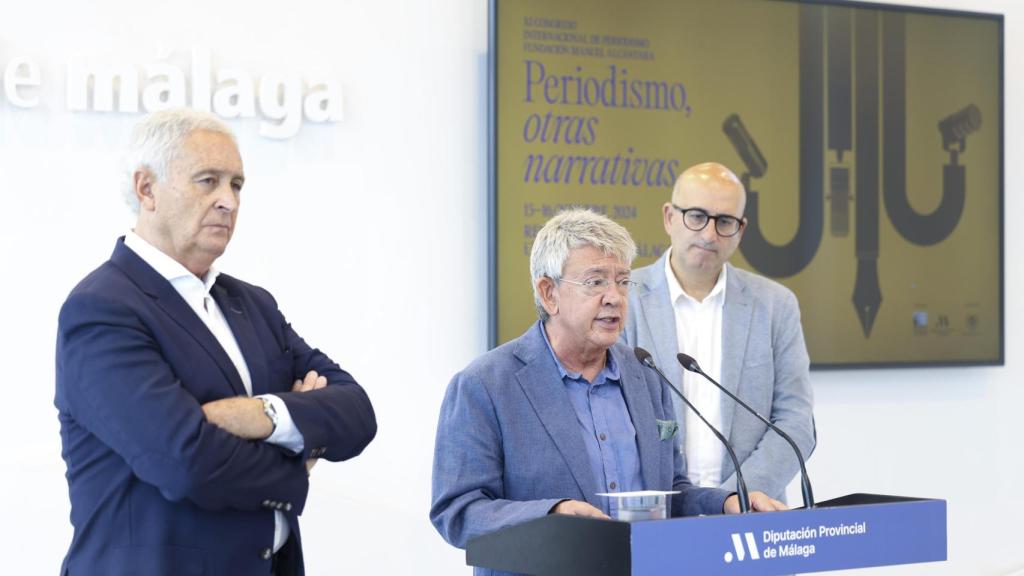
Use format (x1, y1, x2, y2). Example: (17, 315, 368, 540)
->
(124, 231, 301, 551)
(664, 249, 727, 488)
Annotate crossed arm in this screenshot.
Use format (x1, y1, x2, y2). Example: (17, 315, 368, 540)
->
(58, 290, 375, 513)
(200, 283, 376, 467)
(202, 370, 327, 472)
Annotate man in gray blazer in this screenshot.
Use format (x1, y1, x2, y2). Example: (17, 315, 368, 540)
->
(431, 208, 784, 575)
(621, 162, 816, 503)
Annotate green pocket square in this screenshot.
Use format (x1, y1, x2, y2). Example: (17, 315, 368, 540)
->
(656, 419, 679, 440)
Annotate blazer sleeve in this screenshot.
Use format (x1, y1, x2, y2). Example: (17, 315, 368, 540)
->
(56, 292, 310, 513)
(718, 289, 816, 499)
(429, 370, 561, 549)
(247, 286, 377, 463)
(272, 323, 377, 463)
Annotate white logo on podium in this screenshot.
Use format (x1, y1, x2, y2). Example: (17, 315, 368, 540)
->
(723, 532, 760, 563)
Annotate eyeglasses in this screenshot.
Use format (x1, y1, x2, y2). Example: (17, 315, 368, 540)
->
(557, 276, 637, 296)
(672, 204, 744, 237)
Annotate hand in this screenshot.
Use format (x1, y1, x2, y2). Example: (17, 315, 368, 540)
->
(724, 491, 788, 514)
(200, 372, 326, 441)
(292, 370, 327, 392)
(550, 499, 611, 520)
(201, 396, 272, 440)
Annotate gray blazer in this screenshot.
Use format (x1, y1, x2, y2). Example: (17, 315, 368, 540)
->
(621, 253, 816, 502)
(430, 322, 729, 575)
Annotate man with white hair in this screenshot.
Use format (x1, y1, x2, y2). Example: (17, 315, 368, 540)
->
(55, 108, 376, 576)
(430, 208, 784, 576)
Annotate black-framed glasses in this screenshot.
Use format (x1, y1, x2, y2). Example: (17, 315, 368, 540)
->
(672, 204, 745, 237)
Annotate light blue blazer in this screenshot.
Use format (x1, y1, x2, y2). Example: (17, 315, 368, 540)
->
(430, 322, 730, 575)
(621, 254, 816, 502)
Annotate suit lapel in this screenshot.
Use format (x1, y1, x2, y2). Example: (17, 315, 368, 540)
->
(110, 240, 247, 397)
(638, 255, 684, 391)
(514, 327, 601, 507)
(614, 347, 661, 491)
(720, 264, 753, 439)
(637, 253, 686, 425)
(212, 283, 270, 396)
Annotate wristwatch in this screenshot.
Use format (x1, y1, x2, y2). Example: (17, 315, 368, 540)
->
(260, 397, 279, 436)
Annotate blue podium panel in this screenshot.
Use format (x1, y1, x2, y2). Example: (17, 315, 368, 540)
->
(631, 496, 946, 575)
(466, 494, 946, 576)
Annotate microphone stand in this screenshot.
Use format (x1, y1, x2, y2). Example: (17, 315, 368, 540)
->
(677, 352, 815, 509)
(634, 347, 751, 513)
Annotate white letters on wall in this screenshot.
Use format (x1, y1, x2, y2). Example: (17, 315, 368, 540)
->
(7, 46, 342, 139)
(2, 58, 42, 108)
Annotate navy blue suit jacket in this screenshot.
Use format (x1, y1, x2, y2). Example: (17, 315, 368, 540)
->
(55, 239, 376, 575)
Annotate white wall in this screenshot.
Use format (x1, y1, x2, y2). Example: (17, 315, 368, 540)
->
(0, 0, 1018, 574)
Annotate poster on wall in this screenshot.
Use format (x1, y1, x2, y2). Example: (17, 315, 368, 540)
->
(491, 0, 1003, 367)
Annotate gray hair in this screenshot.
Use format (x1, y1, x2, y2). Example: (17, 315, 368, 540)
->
(122, 108, 237, 214)
(529, 208, 637, 321)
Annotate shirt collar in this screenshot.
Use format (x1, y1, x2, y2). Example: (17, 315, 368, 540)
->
(536, 320, 620, 384)
(124, 230, 220, 294)
(663, 247, 728, 306)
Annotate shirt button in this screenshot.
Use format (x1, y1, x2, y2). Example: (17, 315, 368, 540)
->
(609, 482, 617, 490)
(260, 547, 272, 560)
(599, 433, 607, 441)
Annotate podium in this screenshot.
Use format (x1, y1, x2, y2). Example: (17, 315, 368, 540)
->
(466, 494, 946, 575)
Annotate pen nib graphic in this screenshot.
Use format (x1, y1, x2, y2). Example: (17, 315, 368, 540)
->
(852, 259, 882, 337)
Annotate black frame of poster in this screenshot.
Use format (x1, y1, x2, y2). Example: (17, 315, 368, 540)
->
(488, 0, 1004, 369)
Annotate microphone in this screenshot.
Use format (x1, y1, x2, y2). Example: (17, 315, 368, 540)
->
(722, 113, 768, 178)
(677, 353, 815, 509)
(938, 104, 981, 151)
(634, 347, 751, 514)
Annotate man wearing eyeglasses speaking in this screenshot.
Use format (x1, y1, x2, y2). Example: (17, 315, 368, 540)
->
(621, 162, 816, 504)
(431, 209, 785, 575)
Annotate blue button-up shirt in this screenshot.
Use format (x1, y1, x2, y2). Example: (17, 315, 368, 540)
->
(539, 323, 644, 516)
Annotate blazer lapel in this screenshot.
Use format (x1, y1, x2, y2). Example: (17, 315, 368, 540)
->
(637, 253, 686, 424)
(110, 240, 248, 397)
(212, 283, 270, 396)
(614, 347, 661, 491)
(720, 264, 753, 439)
(514, 327, 601, 507)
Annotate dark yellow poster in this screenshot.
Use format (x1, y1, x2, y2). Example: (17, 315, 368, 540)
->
(494, 0, 1002, 366)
